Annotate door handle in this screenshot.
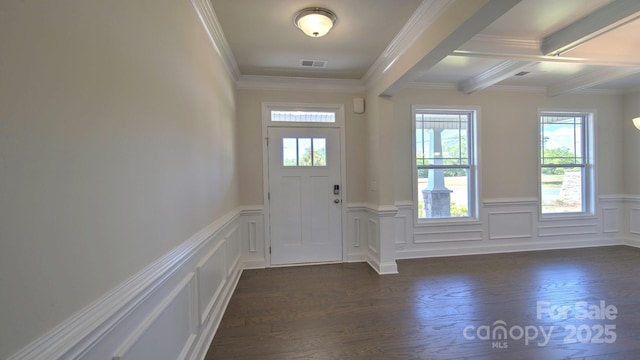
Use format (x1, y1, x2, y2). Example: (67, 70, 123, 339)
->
(334, 199, 341, 204)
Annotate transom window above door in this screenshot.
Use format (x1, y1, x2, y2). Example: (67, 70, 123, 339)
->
(271, 111, 335, 123)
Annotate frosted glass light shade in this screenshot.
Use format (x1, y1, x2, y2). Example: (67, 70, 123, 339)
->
(633, 117, 640, 130)
(294, 8, 337, 37)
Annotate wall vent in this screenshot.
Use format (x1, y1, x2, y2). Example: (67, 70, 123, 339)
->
(300, 59, 327, 68)
(514, 71, 530, 76)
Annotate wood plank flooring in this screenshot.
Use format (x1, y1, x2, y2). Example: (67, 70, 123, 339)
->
(206, 246, 640, 359)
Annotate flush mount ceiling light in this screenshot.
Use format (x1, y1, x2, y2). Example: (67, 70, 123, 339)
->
(633, 117, 640, 130)
(293, 7, 337, 38)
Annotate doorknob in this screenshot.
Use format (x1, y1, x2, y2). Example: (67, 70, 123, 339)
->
(334, 199, 340, 203)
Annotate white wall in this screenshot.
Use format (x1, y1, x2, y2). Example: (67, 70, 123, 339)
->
(0, 0, 238, 358)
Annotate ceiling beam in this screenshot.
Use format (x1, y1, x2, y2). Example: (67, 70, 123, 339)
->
(374, 0, 522, 97)
(541, 0, 640, 56)
(547, 67, 640, 97)
(458, 60, 535, 94)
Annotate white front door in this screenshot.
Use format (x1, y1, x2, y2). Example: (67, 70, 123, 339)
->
(267, 127, 342, 265)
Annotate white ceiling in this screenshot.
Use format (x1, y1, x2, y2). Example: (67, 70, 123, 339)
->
(209, 0, 640, 95)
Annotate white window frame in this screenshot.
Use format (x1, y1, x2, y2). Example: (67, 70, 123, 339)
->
(412, 105, 480, 224)
(538, 109, 596, 218)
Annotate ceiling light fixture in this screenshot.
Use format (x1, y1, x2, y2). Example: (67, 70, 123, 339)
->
(633, 117, 640, 130)
(293, 7, 337, 38)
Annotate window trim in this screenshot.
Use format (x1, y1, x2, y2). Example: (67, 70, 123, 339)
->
(411, 105, 480, 225)
(264, 103, 344, 128)
(537, 109, 596, 219)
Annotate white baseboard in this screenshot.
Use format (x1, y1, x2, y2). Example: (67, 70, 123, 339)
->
(242, 259, 266, 270)
(346, 253, 367, 263)
(396, 237, 624, 260)
(624, 237, 640, 248)
(366, 256, 398, 275)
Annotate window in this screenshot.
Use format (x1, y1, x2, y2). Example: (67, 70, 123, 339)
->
(414, 108, 477, 220)
(271, 111, 335, 123)
(283, 137, 327, 167)
(539, 112, 593, 214)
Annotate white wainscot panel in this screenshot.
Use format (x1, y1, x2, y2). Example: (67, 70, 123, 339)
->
(631, 208, 640, 235)
(196, 240, 227, 325)
(352, 216, 361, 248)
(368, 219, 379, 254)
(538, 223, 598, 237)
(413, 229, 483, 244)
(248, 221, 258, 253)
(602, 207, 619, 234)
(488, 211, 533, 240)
(225, 225, 241, 276)
(395, 215, 407, 245)
(112, 273, 197, 360)
(241, 211, 266, 269)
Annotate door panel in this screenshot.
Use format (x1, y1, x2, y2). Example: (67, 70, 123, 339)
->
(268, 127, 342, 265)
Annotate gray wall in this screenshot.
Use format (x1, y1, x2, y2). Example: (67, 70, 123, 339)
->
(0, 1, 238, 357)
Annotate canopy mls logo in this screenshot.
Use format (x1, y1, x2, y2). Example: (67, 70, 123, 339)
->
(462, 300, 618, 349)
(462, 320, 554, 348)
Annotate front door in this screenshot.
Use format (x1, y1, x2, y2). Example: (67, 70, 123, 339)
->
(267, 126, 342, 265)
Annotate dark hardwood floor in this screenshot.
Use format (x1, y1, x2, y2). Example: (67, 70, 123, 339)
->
(206, 246, 640, 359)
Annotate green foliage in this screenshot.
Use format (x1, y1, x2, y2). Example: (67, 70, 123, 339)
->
(450, 203, 468, 217)
(293, 146, 326, 166)
(542, 147, 574, 175)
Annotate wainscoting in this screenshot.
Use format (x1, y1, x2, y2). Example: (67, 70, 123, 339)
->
(8, 207, 265, 360)
(10, 196, 640, 359)
(346, 195, 635, 263)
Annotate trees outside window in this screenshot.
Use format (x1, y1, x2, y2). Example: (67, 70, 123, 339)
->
(539, 112, 593, 214)
(414, 108, 477, 220)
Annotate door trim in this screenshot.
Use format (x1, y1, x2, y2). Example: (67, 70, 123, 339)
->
(261, 102, 347, 267)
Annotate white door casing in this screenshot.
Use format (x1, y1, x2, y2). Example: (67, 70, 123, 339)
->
(267, 127, 342, 265)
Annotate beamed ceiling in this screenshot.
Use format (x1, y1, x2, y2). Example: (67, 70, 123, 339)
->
(204, 0, 640, 95)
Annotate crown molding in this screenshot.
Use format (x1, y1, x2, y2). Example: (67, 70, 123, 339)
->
(236, 75, 365, 93)
(191, 0, 634, 97)
(361, 0, 455, 87)
(190, 0, 240, 80)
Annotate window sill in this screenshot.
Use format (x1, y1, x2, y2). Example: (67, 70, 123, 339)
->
(415, 217, 481, 227)
(539, 212, 597, 222)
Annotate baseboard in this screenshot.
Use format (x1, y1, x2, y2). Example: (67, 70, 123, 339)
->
(346, 253, 367, 262)
(624, 237, 640, 248)
(396, 238, 625, 260)
(242, 259, 266, 269)
(366, 256, 398, 275)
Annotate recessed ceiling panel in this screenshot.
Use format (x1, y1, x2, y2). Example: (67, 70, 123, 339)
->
(211, 0, 422, 79)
